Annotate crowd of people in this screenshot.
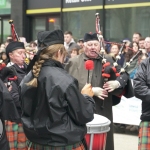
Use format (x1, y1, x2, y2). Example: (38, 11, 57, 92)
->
(0, 30, 149, 150)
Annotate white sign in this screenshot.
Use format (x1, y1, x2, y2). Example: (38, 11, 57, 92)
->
(66, 0, 92, 3)
(113, 96, 142, 126)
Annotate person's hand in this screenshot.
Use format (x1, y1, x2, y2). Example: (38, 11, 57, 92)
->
(141, 49, 147, 54)
(103, 80, 120, 92)
(4, 83, 12, 91)
(92, 87, 108, 100)
(81, 84, 94, 97)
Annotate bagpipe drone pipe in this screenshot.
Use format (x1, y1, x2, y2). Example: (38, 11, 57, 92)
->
(9, 20, 34, 66)
(95, 13, 144, 81)
(0, 61, 18, 88)
(94, 13, 142, 106)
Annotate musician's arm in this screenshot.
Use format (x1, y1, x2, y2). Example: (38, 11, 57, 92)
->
(105, 56, 132, 96)
(110, 72, 129, 96)
(133, 60, 150, 101)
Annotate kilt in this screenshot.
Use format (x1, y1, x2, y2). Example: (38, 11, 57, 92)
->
(5, 120, 28, 150)
(0, 120, 10, 150)
(138, 121, 150, 150)
(27, 141, 85, 150)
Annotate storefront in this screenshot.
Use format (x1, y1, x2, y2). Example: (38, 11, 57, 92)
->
(9, 0, 150, 42)
(0, 0, 11, 43)
(26, 0, 103, 41)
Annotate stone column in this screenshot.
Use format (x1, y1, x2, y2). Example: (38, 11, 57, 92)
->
(11, 0, 27, 37)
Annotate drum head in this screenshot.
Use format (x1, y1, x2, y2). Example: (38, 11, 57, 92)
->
(87, 114, 110, 126)
(0, 119, 3, 140)
(86, 114, 111, 133)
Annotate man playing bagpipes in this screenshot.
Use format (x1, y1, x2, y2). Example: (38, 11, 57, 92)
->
(3, 20, 28, 150)
(65, 32, 134, 150)
(0, 63, 20, 150)
(65, 13, 135, 150)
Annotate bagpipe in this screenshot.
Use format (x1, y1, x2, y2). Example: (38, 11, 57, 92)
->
(0, 61, 17, 88)
(9, 20, 33, 65)
(94, 13, 144, 81)
(9, 20, 20, 41)
(95, 13, 118, 82)
(84, 13, 144, 107)
(0, 20, 20, 86)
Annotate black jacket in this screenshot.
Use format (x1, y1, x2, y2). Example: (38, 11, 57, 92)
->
(20, 59, 95, 146)
(0, 79, 20, 150)
(9, 63, 27, 119)
(133, 58, 150, 121)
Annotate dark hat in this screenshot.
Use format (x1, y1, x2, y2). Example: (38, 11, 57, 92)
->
(78, 38, 84, 42)
(68, 43, 81, 51)
(37, 30, 64, 51)
(84, 33, 99, 42)
(6, 41, 25, 58)
(27, 30, 64, 73)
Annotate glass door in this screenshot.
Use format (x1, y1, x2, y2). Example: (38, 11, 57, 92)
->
(31, 15, 60, 41)
(48, 17, 60, 32)
(3, 18, 11, 41)
(32, 17, 46, 40)
(0, 18, 2, 44)
(0, 17, 10, 44)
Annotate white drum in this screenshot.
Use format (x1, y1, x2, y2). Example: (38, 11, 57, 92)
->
(85, 114, 111, 150)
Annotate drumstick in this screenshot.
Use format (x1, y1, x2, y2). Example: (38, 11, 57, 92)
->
(85, 60, 94, 84)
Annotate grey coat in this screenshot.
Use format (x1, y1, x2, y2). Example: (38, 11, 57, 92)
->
(65, 53, 134, 150)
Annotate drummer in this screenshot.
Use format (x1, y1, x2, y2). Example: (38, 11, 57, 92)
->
(65, 32, 134, 150)
(19, 29, 95, 149)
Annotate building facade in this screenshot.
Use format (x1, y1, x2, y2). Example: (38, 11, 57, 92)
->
(0, 0, 150, 43)
(0, 0, 11, 43)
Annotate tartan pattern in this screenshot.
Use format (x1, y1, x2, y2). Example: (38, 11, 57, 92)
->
(138, 121, 150, 150)
(5, 120, 28, 150)
(27, 141, 85, 150)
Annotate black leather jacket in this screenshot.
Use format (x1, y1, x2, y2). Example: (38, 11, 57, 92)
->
(134, 58, 150, 121)
(20, 59, 95, 146)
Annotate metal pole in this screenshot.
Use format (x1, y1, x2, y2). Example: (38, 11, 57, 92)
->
(102, 0, 105, 38)
(60, 0, 63, 31)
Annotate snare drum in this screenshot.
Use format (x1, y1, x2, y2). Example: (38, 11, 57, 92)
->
(85, 114, 111, 150)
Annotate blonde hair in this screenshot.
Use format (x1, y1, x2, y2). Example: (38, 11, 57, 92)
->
(26, 44, 66, 87)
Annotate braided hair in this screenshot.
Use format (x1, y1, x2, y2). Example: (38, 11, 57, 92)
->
(26, 44, 66, 87)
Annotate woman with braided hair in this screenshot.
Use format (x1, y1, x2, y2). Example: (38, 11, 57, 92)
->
(19, 30, 95, 150)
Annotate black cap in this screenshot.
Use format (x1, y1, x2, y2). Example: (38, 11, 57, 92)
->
(68, 43, 81, 51)
(27, 30, 64, 73)
(78, 38, 84, 42)
(37, 30, 64, 51)
(6, 41, 25, 58)
(84, 33, 99, 42)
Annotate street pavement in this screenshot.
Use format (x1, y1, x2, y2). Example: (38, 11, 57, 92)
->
(114, 124, 138, 150)
(114, 133, 138, 150)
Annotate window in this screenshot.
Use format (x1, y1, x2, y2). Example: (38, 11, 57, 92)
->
(32, 17, 46, 40)
(48, 17, 60, 32)
(32, 16, 60, 40)
(63, 10, 103, 41)
(0, 0, 11, 15)
(3, 19, 11, 41)
(0, 17, 10, 43)
(105, 7, 150, 42)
